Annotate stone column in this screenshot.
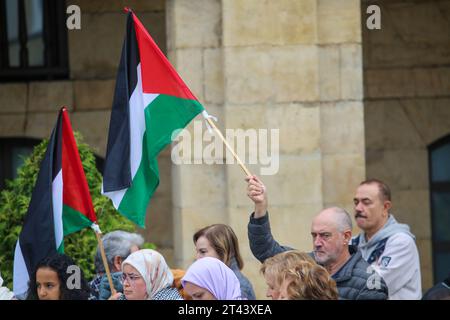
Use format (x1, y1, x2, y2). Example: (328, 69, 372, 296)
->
(168, 0, 366, 297)
(167, 0, 226, 268)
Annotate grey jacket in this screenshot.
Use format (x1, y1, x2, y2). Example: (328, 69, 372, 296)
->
(248, 212, 389, 300)
(229, 257, 256, 300)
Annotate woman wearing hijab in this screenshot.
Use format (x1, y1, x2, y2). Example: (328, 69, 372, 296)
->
(110, 249, 182, 300)
(181, 257, 242, 300)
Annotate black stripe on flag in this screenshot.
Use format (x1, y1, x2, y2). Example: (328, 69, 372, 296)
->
(53, 111, 63, 179)
(18, 111, 62, 282)
(103, 12, 140, 192)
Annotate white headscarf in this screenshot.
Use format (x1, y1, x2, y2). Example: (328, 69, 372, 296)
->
(122, 249, 173, 300)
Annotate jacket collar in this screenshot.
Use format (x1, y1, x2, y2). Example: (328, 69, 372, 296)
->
(332, 245, 361, 283)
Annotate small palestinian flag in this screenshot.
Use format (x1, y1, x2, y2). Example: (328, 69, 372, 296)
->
(102, 10, 204, 227)
(13, 107, 97, 299)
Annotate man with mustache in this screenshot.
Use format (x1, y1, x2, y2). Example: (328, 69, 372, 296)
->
(246, 175, 388, 300)
(352, 179, 422, 299)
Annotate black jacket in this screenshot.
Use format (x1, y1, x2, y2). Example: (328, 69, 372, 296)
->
(248, 212, 389, 300)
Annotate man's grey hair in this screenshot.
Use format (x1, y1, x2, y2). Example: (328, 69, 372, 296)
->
(330, 207, 353, 232)
(94, 230, 144, 274)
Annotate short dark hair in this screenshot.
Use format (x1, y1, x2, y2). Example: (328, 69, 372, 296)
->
(360, 179, 391, 202)
(27, 253, 91, 300)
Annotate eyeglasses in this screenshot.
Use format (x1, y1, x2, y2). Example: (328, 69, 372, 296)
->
(121, 273, 142, 284)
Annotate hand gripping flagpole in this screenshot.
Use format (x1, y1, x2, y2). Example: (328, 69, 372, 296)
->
(91, 215, 117, 297)
(201, 110, 252, 177)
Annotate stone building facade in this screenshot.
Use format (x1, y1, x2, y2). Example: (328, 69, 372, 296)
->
(0, 0, 449, 298)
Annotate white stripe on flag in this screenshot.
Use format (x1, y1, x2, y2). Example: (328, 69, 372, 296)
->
(52, 170, 63, 249)
(13, 241, 29, 299)
(103, 63, 157, 207)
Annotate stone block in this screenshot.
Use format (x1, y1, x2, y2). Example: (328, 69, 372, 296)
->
(364, 100, 425, 151)
(322, 153, 365, 205)
(222, 0, 274, 47)
(365, 69, 416, 99)
(0, 83, 27, 113)
(171, 162, 226, 208)
(204, 48, 224, 104)
(70, 110, 111, 156)
(223, 0, 317, 46)
(365, 149, 429, 191)
(227, 153, 323, 207)
(317, 0, 361, 44)
(340, 44, 363, 100)
(394, 190, 431, 239)
(73, 80, 115, 111)
(25, 112, 59, 139)
(416, 238, 433, 291)
(224, 46, 273, 104)
(0, 114, 26, 137)
(173, 205, 227, 267)
(318, 45, 340, 101)
(272, 45, 319, 102)
(267, 103, 320, 154)
(69, 12, 165, 79)
(268, 0, 317, 45)
(400, 98, 450, 146)
(167, 0, 221, 49)
(28, 81, 73, 112)
(70, 0, 165, 13)
(69, 13, 126, 79)
(172, 48, 204, 102)
(320, 101, 365, 155)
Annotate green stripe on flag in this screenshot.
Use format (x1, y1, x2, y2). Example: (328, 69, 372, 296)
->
(118, 94, 203, 227)
(145, 94, 204, 159)
(63, 204, 93, 236)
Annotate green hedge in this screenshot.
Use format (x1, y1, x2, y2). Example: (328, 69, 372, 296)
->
(0, 133, 154, 289)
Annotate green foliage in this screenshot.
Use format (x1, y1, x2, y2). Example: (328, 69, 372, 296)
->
(0, 132, 153, 289)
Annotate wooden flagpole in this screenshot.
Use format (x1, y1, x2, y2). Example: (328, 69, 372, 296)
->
(204, 116, 252, 177)
(91, 212, 116, 296)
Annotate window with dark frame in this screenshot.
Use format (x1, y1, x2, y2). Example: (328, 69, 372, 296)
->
(0, 138, 105, 191)
(0, 0, 68, 82)
(429, 135, 450, 284)
(0, 138, 41, 190)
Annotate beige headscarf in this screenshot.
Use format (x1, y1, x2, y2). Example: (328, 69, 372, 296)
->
(122, 249, 173, 300)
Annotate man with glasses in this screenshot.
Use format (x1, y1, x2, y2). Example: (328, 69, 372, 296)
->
(246, 175, 388, 300)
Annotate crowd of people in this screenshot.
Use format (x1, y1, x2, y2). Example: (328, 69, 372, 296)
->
(0, 177, 448, 300)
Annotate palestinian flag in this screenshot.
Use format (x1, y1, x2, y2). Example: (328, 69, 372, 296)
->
(102, 10, 204, 227)
(13, 107, 97, 298)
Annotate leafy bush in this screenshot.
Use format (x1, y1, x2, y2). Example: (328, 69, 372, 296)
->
(0, 133, 154, 289)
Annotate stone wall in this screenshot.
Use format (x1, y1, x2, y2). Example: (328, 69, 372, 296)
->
(362, 0, 450, 290)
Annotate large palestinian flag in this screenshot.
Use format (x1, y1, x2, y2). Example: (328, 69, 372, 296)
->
(13, 107, 97, 298)
(102, 10, 204, 227)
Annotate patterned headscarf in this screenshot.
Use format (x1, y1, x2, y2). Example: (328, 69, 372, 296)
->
(122, 249, 173, 300)
(181, 257, 242, 300)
